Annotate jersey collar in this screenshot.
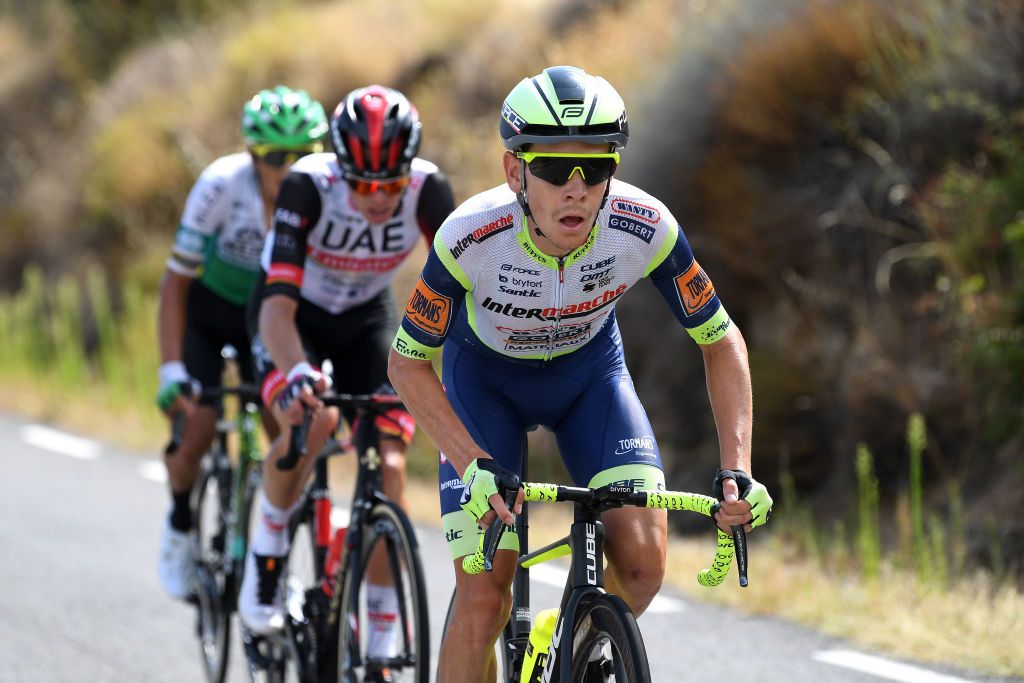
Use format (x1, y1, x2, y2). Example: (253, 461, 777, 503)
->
(516, 217, 599, 270)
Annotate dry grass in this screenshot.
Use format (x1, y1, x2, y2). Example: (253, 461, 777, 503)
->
(666, 534, 1023, 677)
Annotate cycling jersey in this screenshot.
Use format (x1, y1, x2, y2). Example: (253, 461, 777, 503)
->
(260, 154, 454, 315)
(167, 153, 269, 306)
(392, 179, 731, 363)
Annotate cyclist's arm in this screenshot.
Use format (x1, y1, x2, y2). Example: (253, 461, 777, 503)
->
(647, 224, 753, 526)
(415, 170, 456, 242)
(387, 243, 489, 479)
(258, 172, 321, 377)
(157, 269, 193, 365)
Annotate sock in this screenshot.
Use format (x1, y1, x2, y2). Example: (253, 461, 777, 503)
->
(366, 583, 400, 659)
(251, 494, 291, 558)
(169, 488, 192, 532)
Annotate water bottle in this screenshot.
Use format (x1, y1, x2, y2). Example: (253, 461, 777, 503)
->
(520, 607, 559, 682)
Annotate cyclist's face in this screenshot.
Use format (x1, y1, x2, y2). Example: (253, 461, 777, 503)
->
(503, 140, 611, 256)
(252, 156, 293, 200)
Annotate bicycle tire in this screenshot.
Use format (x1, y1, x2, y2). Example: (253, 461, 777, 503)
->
(337, 500, 430, 683)
(567, 594, 650, 683)
(193, 454, 232, 683)
(438, 589, 513, 683)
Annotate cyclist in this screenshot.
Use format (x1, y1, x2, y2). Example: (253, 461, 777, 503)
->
(156, 86, 329, 600)
(388, 65, 774, 681)
(238, 84, 455, 663)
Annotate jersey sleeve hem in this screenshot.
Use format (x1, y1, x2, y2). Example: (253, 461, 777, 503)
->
(687, 305, 732, 345)
(392, 326, 441, 361)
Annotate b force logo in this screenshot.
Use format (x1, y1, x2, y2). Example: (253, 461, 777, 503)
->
(404, 278, 452, 337)
(674, 259, 716, 316)
(450, 214, 515, 259)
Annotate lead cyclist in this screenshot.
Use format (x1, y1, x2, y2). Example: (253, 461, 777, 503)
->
(388, 66, 773, 682)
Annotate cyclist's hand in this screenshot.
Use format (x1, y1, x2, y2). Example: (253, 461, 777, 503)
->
(459, 458, 522, 527)
(713, 468, 773, 534)
(156, 361, 199, 417)
(278, 362, 331, 425)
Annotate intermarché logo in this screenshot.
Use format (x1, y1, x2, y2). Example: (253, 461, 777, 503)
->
(450, 214, 515, 259)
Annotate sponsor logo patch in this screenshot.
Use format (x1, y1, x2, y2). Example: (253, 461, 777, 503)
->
(675, 260, 715, 316)
(405, 278, 452, 336)
(608, 215, 655, 243)
(610, 199, 661, 223)
(266, 263, 303, 287)
(450, 214, 515, 258)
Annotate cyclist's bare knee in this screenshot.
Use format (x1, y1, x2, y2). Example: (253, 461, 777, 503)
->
(603, 507, 667, 612)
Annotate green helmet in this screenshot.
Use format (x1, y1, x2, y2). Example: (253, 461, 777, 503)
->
(499, 66, 629, 151)
(241, 86, 328, 147)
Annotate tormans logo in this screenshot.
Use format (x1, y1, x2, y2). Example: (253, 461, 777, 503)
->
(674, 260, 715, 316)
(610, 199, 661, 224)
(450, 214, 515, 259)
(404, 278, 452, 337)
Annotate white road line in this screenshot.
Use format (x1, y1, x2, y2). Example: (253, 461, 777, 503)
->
(138, 461, 167, 483)
(813, 649, 977, 683)
(20, 424, 101, 460)
(528, 562, 685, 613)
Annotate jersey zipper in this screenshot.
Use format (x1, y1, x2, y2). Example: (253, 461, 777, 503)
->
(546, 257, 566, 361)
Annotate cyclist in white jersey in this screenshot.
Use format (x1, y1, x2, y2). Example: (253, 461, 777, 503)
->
(155, 86, 328, 600)
(239, 86, 455, 664)
(388, 66, 773, 681)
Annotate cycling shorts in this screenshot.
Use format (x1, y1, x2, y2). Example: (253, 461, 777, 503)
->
(438, 316, 666, 560)
(184, 280, 256, 407)
(248, 273, 398, 425)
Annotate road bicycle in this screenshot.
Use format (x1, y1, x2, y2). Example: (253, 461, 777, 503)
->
(165, 368, 265, 683)
(245, 392, 430, 683)
(442, 456, 746, 682)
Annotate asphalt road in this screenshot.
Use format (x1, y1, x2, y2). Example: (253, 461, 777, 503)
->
(0, 413, 1016, 683)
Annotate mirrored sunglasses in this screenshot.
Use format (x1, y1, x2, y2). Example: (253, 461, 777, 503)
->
(346, 175, 411, 196)
(515, 151, 620, 186)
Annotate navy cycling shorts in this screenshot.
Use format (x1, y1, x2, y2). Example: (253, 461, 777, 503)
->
(438, 320, 665, 559)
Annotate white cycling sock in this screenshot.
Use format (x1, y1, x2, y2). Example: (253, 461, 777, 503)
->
(251, 494, 291, 558)
(366, 583, 400, 659)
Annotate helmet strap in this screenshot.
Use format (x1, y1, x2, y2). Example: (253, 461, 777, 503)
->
(516, 158, 548, 240)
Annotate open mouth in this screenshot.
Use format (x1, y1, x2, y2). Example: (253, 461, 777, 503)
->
(559, 214, 586, 229)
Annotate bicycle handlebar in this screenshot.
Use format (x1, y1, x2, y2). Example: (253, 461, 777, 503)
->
(163, 384, 262, 456)
(462, 483, 747, 588)
(275, 392, 405, 472)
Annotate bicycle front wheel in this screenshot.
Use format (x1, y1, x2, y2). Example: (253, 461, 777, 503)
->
(337, 500, 430, 682)
(568, 594, 650, 683)
(193, 455, 232, 683)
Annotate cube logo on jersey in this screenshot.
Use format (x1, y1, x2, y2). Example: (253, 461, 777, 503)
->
(674, 260, 715, 316)
(405, 277, 452, 337)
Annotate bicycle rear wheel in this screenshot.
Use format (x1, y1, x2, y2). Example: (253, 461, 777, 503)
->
(337, 500, 430, 682)
(568, 594, 649, 682)
(193, 453, 232, 683)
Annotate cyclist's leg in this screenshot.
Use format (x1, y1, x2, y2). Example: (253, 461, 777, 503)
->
(240, 295, 339, 633)
(555, 327, 668, 617)
(438, 342, 526, 683)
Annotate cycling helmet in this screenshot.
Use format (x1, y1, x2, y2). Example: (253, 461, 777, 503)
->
(241, 86, 328, 147)
(329, 85, 422, 180)
(500, 66, 629, 151)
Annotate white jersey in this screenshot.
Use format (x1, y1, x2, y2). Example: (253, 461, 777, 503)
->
(394, 179, 731, 363)
(261, 154, 442, 315)
(168, 152, 268, 305)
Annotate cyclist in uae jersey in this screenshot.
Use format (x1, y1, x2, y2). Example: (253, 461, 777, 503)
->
(239, 86, 455, 658)
(155, 86, 327, 601)
(388, 66, 773, 682)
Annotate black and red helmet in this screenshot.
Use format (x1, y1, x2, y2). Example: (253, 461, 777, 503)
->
(330, 85, 421, 181)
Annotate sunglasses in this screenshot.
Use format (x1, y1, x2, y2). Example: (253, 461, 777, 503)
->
(346, 175, 411, 197)
(516, 151, 620, 186)
(251, 143, 323, 168)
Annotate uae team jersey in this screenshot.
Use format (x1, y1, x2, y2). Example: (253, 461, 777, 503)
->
(260, 154, 454, 314)
(392, 179, 732, 363)
(167, 153, 269, 306)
